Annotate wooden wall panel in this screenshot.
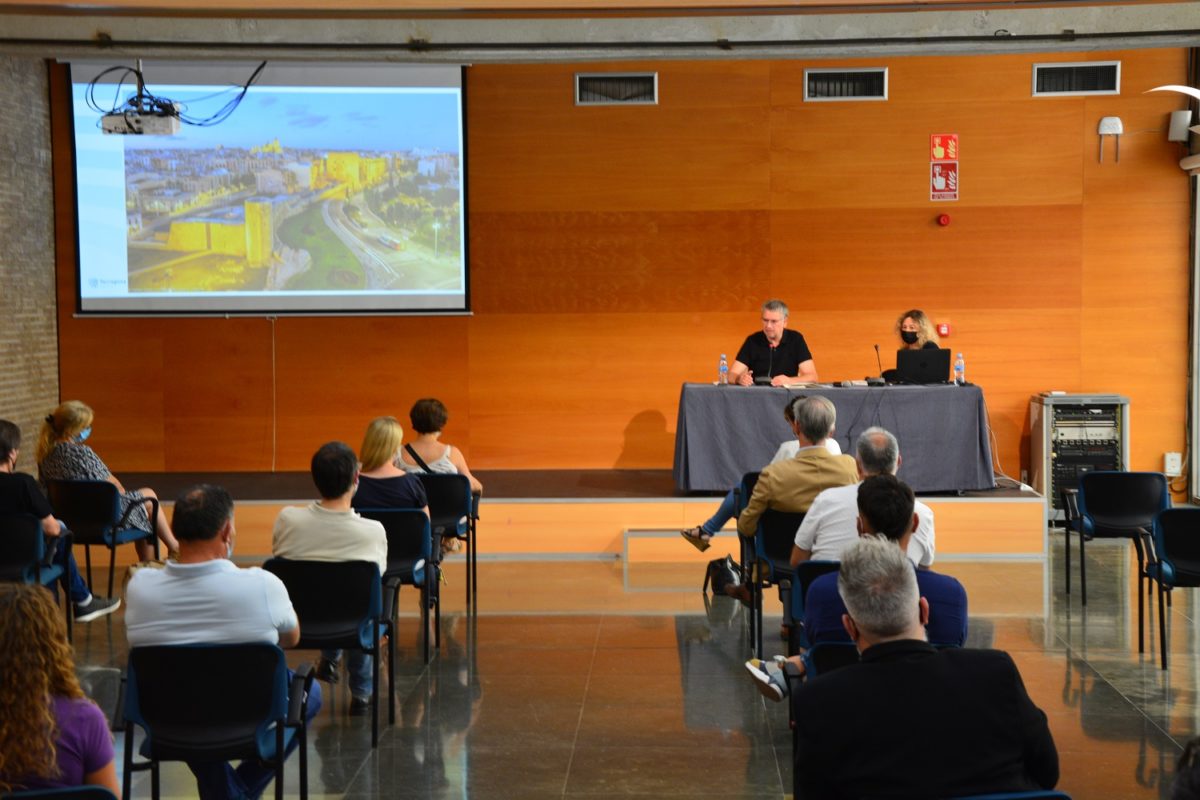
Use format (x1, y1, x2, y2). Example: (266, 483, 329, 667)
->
(51, 50, 1193, 483)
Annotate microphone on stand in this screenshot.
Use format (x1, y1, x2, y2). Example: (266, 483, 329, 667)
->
(867, 344, 886, 386)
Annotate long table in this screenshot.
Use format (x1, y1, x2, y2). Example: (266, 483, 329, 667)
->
(672, 383, 996, 493)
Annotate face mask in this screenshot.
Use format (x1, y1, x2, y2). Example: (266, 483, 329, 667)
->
(78, 427, 92, 442)
(900, 331, 919, 345)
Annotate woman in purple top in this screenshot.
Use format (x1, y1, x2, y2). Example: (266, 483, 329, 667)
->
(0, 584, 119, 796)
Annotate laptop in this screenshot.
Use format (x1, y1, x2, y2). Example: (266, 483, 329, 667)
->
(894, 348, 952, 384)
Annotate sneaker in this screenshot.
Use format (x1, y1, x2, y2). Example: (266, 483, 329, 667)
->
(680, 527, 712, 552)
(349, 695, 372, 716)
(314, 656, 341, 685)
(74, 596, 120, 622)
(744, 659, 785, 702)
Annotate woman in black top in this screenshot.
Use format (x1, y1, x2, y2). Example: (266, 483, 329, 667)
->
(353, 416, 429, 514)
(896, 309, 940, 351)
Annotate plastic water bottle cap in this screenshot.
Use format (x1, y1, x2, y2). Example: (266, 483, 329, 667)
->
(957, 353, 963, 358)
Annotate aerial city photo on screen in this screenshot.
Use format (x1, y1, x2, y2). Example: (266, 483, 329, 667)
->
(118, 87, 463, 295)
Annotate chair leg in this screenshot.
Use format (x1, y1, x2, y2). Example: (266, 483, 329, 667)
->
(387, 619, 396, 726)
(108, 545, 117, 599)
(1064, 520, 1072, 596)
(464, 532, 472, 611)
(62, 573, 73, 643)
(299, 714, 309, 799)
(275, 725, 285, 800)
(84, 544, 93, 594)
(151, 761, 160, 800)
(754, 571, 764, 660)
(471, 519, 478, 611)
(371, 622, 380, 748)
(1133, 536, 1146, 654)
(422, 583, 431, 664)
(1079, 531, 1087, 606)
(123, 723, 135, 800)
(1158, 579, 1168, 671)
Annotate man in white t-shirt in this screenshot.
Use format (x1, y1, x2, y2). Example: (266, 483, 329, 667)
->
(126, 483, 321, 800)
(272, 441, 387, 714)
(790, 427, 935, 569)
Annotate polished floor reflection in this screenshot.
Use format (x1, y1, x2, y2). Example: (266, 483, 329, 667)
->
(70, 534, 1200, 798)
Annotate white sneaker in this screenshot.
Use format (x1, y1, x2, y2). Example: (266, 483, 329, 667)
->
(744, 660, 785, 702)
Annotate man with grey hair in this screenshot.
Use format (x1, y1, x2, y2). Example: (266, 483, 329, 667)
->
(790, 426, 935, 568)
(727, 299, 818, 386)
(735, 395, 858, 539)
(791, 535, 1058, 799)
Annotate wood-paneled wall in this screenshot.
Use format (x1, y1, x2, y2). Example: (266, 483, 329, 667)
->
(51, 49, 1192, 483)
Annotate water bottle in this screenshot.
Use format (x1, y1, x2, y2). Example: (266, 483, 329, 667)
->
(717, 354, 729, 385)
(954, 353, 966, 385)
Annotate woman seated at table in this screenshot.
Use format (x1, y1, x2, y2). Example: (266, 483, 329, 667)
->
(0, 584, 121, 796)
(353, 415, 430, 518)
(681, 398, 841, 552)
(37, 400, 179, 560)
(897, 309, 940, 351)
(398, 398, 483, 496)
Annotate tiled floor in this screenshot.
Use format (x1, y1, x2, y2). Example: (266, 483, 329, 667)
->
(72, 533, 1200, 798)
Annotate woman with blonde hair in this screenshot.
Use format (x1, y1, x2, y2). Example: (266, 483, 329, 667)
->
(38, 400, 179, 560)
(352, 416, 430, 514)
(0, 584, 120, 795)
(398, 399, 483, 495)
(895, 309, 940, 351)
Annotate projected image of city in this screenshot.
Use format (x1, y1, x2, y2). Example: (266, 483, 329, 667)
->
(121, 88, 463, 294)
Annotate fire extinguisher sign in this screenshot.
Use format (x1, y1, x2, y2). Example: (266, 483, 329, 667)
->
(930, 134, 959, 201)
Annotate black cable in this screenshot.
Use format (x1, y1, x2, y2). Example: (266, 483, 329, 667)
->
(84, 60, 267, 129)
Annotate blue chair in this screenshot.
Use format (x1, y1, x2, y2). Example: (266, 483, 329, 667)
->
(262, 558, 393, 747)
(416, 474, 478, 610)
(357, 508, 439, 664)
(786, 560, 841, 656)
(749, 509, 804, 658)
(1072, 472, 1169, 653)
(1147, 508, 1200, 670)
(122, 643, 314, 800)
(2, 788, 119, 799)
(47, 479, 158, 598)
(0, 513, 73, 641)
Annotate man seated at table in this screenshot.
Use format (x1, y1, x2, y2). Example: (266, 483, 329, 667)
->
(790, 535, 1058, 799)
(790, 427, 935, 569)
(727, 299, 818, 387)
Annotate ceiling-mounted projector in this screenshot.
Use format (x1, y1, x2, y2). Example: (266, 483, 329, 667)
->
(101, 105, 181, 135)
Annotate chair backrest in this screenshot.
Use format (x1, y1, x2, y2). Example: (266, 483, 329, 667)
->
(1077, 471, 1169, 537)
(125, 644, 288, 761)
(757, 509, 806, 564)
(1153, 508, 1200, 586)
(0, 513, 45, 582)
(802, 640, 860, 678)
(261, 558, 381, 648)
(45, 480, 122, 544)
(789, 560, 841, 620)
(415, 474, 472, 537)
(357, 508, 433, 567)
(733, 471, 760, 515)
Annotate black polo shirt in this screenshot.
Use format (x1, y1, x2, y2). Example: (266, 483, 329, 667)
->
(735, 329, 813, 379)
(0, 471, 53, 518)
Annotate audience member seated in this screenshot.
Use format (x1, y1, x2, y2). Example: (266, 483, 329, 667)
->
(272, 441, 387, 715)
(0, 418, 118, 621)
(790, 535, 1059, 799)
(126, 483, 321, 800)
(398, 398, 484, 495)
(681, 398, 842, 553)
(352, 416, 430, 517)
(791, 427, 934, 569)
(735, 395, 858, 540)
(0, 583, 120, 796)
(37, 400, 179, 560)
(747, 474, 966, 700)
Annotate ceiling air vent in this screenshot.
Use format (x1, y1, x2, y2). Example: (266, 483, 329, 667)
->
(805, 68, 888, 102)
(575, 73, 658, 106)
(1033, 62, 1120, 96)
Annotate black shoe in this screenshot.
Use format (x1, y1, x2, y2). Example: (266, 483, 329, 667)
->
(349, 695, 372, 716)
(314, 656, 341, 684)
(75, 596, 120, 622)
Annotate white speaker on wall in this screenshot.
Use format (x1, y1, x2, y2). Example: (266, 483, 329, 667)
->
(1169, 109, 1194, 142)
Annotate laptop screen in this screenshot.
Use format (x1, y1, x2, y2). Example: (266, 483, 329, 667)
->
(895, 348, 951, 384)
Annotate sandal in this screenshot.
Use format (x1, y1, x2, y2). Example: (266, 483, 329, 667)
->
(680, 527, 712, 552)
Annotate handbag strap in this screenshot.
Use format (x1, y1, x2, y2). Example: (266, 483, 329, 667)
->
(405, 443, 434, 474)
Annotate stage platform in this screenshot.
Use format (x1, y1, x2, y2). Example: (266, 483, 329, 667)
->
(114, 469, 1047, 567)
